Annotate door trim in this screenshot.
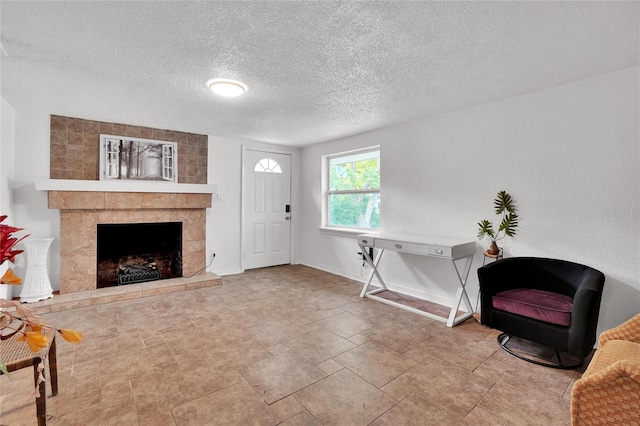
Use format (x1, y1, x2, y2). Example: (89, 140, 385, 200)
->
(241, 145, 295, 272)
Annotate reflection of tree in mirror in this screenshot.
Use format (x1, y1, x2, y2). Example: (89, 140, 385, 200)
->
(103, 136, 176, 182)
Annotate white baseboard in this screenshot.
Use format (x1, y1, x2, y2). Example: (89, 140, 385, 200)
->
(210, 267, 243, 276)
(299, 260, 367, 283)
(384, 281, 454, 308)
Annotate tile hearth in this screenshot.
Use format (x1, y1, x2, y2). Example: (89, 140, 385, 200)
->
(19, 272, 221, 315)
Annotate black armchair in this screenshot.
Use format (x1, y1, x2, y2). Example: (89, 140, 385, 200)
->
(478, 257, 605, 369)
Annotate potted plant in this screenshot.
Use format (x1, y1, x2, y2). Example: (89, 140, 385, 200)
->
(477, 191, 519, 256)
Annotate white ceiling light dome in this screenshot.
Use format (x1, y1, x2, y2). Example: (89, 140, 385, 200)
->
(206, 78, 249, 97)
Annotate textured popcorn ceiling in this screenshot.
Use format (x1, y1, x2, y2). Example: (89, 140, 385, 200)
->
(1, 1, 638, 146)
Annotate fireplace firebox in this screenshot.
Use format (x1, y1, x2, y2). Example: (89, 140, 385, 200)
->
(96, 222, 182, 288)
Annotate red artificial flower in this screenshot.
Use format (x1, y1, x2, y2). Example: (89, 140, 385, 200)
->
(0, 215, 29, 265)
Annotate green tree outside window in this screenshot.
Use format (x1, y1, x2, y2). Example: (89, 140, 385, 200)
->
(328, 150, 380, 229)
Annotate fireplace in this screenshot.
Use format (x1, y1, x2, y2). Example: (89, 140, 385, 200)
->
(96, 222, 182, 288)
(40, 185, 213, 294)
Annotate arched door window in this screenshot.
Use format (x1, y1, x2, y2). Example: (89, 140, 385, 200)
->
(254, 158, 282, 173)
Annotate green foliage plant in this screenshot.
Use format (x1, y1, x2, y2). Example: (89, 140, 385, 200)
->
(477, 191, 519, 252)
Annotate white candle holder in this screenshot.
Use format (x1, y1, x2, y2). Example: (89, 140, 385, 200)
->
(19, 238, 54, 303)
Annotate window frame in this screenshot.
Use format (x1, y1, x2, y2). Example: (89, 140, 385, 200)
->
(322, 146, 380, 233)
(254, 157, 283, 174)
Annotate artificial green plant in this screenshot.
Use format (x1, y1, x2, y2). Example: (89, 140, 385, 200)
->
(477, 190, 519, 255)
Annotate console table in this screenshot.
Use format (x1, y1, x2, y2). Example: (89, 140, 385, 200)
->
(357, 233, 476, 327)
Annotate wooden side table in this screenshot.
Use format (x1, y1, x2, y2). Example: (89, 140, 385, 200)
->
(0, 328, 58, 425)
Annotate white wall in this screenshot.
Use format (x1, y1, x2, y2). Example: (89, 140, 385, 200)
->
(1, 97, 16, 221)
(3, 103, 61, 292)
(202, 136, 304, 276)
(3, 106, 301, 288)
(1, 97, 17, 298)
(298, 67, 640, 333)
(3, 67, 637, 334)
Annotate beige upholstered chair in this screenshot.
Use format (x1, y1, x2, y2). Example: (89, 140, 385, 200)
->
(571, 313, 640, 425)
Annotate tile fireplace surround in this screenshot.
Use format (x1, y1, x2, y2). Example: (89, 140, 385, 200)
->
(48, 189, 213, 295)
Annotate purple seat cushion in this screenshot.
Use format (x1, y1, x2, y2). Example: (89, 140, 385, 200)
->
(492, 288, 573, 326)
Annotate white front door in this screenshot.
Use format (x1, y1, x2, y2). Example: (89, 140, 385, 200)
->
(242, 149, 292, 270)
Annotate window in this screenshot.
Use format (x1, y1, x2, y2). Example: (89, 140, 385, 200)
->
(162, 144, 175, 181)
(254, 158, 282, 173)
(325, 147, 380, 229)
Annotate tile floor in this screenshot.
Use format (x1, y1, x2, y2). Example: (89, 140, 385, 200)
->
(0, 265, 584, 425)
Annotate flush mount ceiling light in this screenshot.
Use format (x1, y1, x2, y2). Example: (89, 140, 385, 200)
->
(206, 78, 248, 97)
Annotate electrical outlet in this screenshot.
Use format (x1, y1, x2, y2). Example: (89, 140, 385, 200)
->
(358, 248, 373, 261)
(209, 249, 216, 262)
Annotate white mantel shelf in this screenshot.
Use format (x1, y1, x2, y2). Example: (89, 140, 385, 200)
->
(35, 179, 218, 194)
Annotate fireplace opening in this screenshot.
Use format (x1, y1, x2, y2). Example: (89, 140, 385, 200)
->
(96, 222, 182, 288)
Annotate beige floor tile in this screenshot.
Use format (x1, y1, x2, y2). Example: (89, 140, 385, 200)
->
(47, 376, 102, 418)
(285, 329, 356, 365)
(130, 371, 186, 419)
(367, 308, 437, 330)
(359, 322, 434, 353)
(239, 351, 326, 404)
(98, 344, 178, 386)
(381, 354, 493, 417)
(293, 369, 396, 426)
(315, 359, 344, 375)
(269, 395, 306, 422)
(464, 407, 507, 426)
(304, 292, 359, 311)
(370, 391, 467, 425)
(50, 408, 138, 426)
(171, 379, 279, 425)
(333, 341, 417, 387)
(267, 342, 290, 355)
(477, 373, 571, 425)
(416, 327, 498, 371)
(348, 333, 370, 345)
(0, 367, 38, 397)
(131, 364, 225, 419)
(401, 346, 431, 362)
(72, 328, 145, 362)
(280, 410, 323, 425)
(49, 381, 137, 425)
(339, 299, 398, 319)
(473, 346, 575, 392)
(137, 410, 178, 426)
(315, 312, 373, 338)
(0, 389, 40, 426)
(247, 318, 309, 347)
(201, 337, 273, 370)
(205, 304, 264, 326)
(0, 264, 574, 426)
